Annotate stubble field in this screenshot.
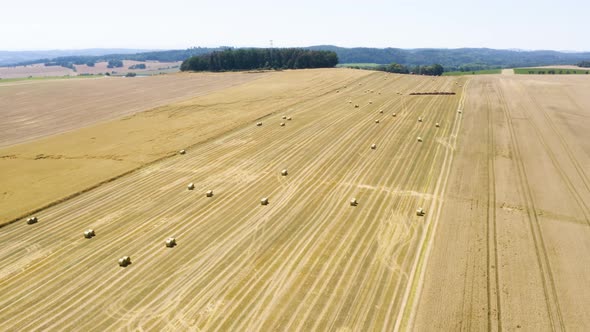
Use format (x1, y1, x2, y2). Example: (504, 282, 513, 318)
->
(0, 69, 588, 331)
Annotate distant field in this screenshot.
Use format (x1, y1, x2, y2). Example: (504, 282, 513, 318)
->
(514, 67, 590, 74)
(0, 75, 100, 84)
(337, 63, 382, 68)
(0, 60, 181, 79)
(443, 69, 501, 76)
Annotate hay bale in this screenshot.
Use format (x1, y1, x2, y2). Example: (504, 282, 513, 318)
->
(371, 144, 377, 150)
(287, 117, 292, 121)
(282, 115, 287, 119)
(392, 113, 397, 117)
(435, 122, 440, 127)
(281, 169, 288, 176)
(354, 104, 359, 108)
(118, 256, 131, 267)
(165, 237, 177, 247)
(84, 229, 95, 238)
(375, 119, 380, 124)
(280, 122, 285, 127)
(379, 110, 384, 114)
(261, 197, 269, 205)
(206, 190, 213, 197)
(256, 122, 263, 126)
(350, 198, 358, 206)
(457, 109, 462, 114)
(26, 216, 38, 225)
(418, 117, 423, 122)
(369, 101, 373, 104)
(417, 137, 423, 142)
(348, 100, 352, 104)
(416, 208, 425, 216)
(179, 149, 186, 155)
(187, 183, 195, 190)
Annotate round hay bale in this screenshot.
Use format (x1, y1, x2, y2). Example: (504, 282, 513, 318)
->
(287, 117, 292, 121)
(84, 229, 95, 238)
(392, 113, 397, 117)
(418, 117, 423, 122)
(256, 122, 263, 126)
(26, 216, 38, 225)
(416, 208, 425, 216)
(282, 115, 287, 120)
(369, 101, 373, 104)
(417, 137, 423, 142)
(165, 237, 177, 247)
(261, 197, 269, 205)
(435, 122, 440, 128)
(375, 119, 380, 124)
(281, 169, 288, 176)
(179, 149, 186, 155)
(457, 109, 462, 114)
(371, 144, 377, 150)
(206, 190, 213, 197)
(379, 110, 383, 114)
(348, 100, 352, 104)
(350, 198, 358, 206)
(354, 104, 359, 108)
(118, 256, 131, 267)
(280, 122, 285, 127)
(187, 183, 195, 190)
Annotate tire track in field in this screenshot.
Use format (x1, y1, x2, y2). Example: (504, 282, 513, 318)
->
(394, 78, 470, 331)
(496, 82, 565, 331)
(484, 81, 502, 331)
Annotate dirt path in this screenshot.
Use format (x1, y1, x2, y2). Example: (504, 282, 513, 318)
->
(0, 72, 467, 330)
(502, 69, 514, 75)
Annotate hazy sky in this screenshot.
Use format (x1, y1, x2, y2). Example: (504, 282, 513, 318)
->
(2, 0, 588, 51)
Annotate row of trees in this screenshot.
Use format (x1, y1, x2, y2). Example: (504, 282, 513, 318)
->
(375, 62, 444, 76)
(578, 61, 590, 68)
(180, 48, 338, 72)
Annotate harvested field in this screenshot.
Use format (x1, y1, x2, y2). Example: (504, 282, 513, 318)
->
(412, 74, 590, 330)
(0, 72, 266, 147)
(0, 71, 466, 330)
(0, 69, 370, 224)
(1, 70, 589, 330)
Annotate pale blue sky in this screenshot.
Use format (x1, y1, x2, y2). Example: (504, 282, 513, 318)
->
(2, 0, 588, 51)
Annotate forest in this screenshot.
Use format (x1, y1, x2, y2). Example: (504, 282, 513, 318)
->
(180, 48, 338, 71)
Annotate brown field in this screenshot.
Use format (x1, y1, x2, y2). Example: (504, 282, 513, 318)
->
(0, 72, 267, 147)
(0, 69, 588, 330)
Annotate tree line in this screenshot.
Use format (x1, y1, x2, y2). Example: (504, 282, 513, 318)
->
(370, 62, 443, 76)
(578, 61, 590, 68)
(180, 48, 338, 72)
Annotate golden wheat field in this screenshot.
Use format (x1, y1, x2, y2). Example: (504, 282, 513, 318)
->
(0, 69, 588, 330)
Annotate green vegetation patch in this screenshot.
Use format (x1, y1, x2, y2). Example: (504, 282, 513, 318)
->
(337, 63, 382, 69)
(514, 68, 590, 75)
(443, 69, 501, 76)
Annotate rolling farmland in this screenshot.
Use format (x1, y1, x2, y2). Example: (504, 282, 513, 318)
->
(0, 70, 589, 330)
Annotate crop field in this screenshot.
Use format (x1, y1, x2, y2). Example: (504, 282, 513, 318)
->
(514, 67, 590, 74)
(443, 69, 501, 76)
(0, 69, 589, 330)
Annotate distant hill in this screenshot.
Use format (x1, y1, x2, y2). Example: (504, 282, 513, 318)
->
(307, 46, 590, 71)
(3, 46, 590, 72)
(0, 49, 156, 67)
